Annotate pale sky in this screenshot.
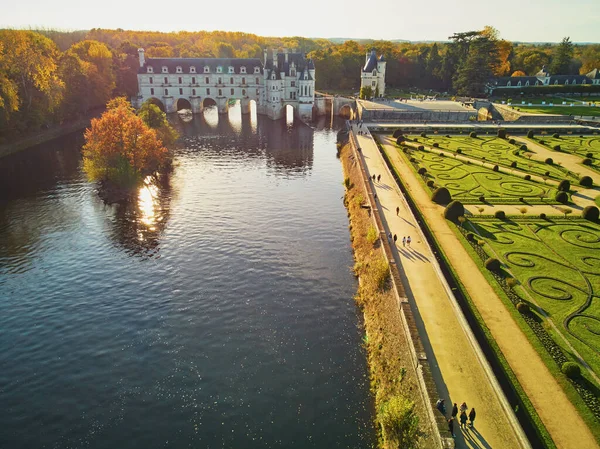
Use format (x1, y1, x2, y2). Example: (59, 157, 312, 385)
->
(2, 0, 599, 43)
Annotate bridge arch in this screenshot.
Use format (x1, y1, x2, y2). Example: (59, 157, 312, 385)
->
(146, 97, 165, 112)
(203, 97, 217, 108)
(339, 104, 353, 119)
(176, 98, 192, 111)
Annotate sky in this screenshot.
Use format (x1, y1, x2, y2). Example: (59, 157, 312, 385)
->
(1, 0, 599, 42)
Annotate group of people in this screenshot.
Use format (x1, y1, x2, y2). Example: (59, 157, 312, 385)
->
(436, 399, 476, 438)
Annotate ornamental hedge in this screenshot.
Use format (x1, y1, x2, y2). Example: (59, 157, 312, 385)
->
(557, 180, 570, 192)
(561, 362, 581, 379)
(431, 187, 451, 204)
(485, 257, 501, 271)
(444, 200, 464, 222)
(582, 205, 599, 221)
(580, 176, 593, 187)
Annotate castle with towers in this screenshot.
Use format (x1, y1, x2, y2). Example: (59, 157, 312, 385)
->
(360, 50, 386, 98)
(134, 48, 316, 121)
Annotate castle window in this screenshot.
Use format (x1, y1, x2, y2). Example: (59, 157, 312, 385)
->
(230, 77, 234, 84)
(256, 89, 259, 95)
(164, 77, 168, 84)
(229, 66, 234, 73)
(218, 89, 222, 96)
(165, 88, 168, 95)
(217, 67, 222, 73)
(517, 81, 521, 87)
(190, 66, 196, 73)
(218, 77, 222, 84)
(149, 77, 153, 84)
(525, 81, 529, 86)
(242, 89, 246, 95)
(179, 88, 183, 95)
(372, 81, 376, 87)
(176, 66, 182, 73)
(231, 88, 234, 95)
(565, 79, 569, 85)
(205, 77, 209, 84)
(178, 77, 182, 84)
(150, 88, 154, 95)
(291, 69, 296, 77)
(192, 89, 196, 95)
(147, 66, 153, 73)
(256, 77, 259, 84)
(535, 81, 540, 85)
(272, 74, 276, 80)
(507, 81, 511, 86)
(254, 67, 260, 74)
(204, 66, 210, 73)
(555, 80, 559, 85)
(207, 88, 210, 95)
(192, 77, 196, 84)
(242, 77, 246, 85)
(162, 66, 168, 73)
(373, 70, 377, 76)
(291, 81, 295, 87)
(241, 67, 246, 74)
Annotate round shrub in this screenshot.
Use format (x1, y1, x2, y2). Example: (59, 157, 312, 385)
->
(418, 145, 425, 151)
(413, 137, 418, 142)
(479, 196, 486, 202)
(544, 171, 550, 177)
(431, 187, 452, 204)
(497, 129, 506, 138)
(418, 167, 427, 175)
(527, 130, 534, 138)
(445, 134, 450, 138)
(456, 148, 462, 154)
(553, 145, 561, 151)
(540, 213, 547, 219)
(444, 200, 464, 222)
(558, 180, 570, 192)
(466, 233, 475, 241)
(392, 129, 404, 138)
(555, 191, 569, 203)
(580, 176, 593, 187)
(439, 152, 445, 157)
(494, 210, 506, 219)
(552, 133, 560, 138)
(583, 158, 593, 166)
(396, 136, 405, 144)
(519, 197, 525, 202)
(524, 174, 531, 180)
(493, 165, 499, 172)
(509, 138, 516, 144)
(539, 140, 545, 145)
(586, 152, 593, 158)
(426, 179, 435, 187)
(582, 205, 599, 221)
(421, 132, 427, 138)
(485, 257, 501, 271)
(516, 302, 530, 313)
(520, 144, 527, 151)
(561, 362, 581, 379)
(545, 157, 553, 164)
(469, 132, 477, 138)
(511, 161, 517, 168)
(433, 142, 440, 148)
(409, 157, 416, 162)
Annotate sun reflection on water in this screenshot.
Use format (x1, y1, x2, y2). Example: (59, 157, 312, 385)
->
(138, 177, 160, 233)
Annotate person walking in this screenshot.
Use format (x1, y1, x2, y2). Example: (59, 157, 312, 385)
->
(447, 417, 455, 438)
(372, 174, 376, 181)
(436, 398, 446, 415)
(451, 403, 458, 419)
(469, 408, 476, 428)
(388, 232, 392, 241)
(396, 206, 400, 215)
(406, 236, 412, 247)
(402, 236, 406, 247)
(460, 402, 468, 414)
(460, 410, 468, 429)
(377, 174, 381, 182)
(393, 234, 398, 244)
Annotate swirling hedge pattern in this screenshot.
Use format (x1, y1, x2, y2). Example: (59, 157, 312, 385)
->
(539, 136, 600, 159)
(407, 135, 574, 180)
(472, 219, 600, 373)
(408, 151, 557, 203)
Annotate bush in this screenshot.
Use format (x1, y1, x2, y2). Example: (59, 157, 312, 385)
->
(580, 175, 593, 187)
(409, 157, 416, 162)
(396, 136, 405, 144)
(456, 148, 462, 154)
(509, 138, 516, 144)
(444, 200, 464, 222)
(544, 171, 550, 176)
(418, 167, 427, 175)
(561, 362, 581, 379)
(495, 210, 506, 219)
(553, 145, 561, 151)
(392, 129, 404, 138)
(583, 158, 593, 166)
(516, 302, 530, 313)
(555, 191, 569, 203)
(469, 132, 477, 138)
(539, 139, 545, 145)
(524, 174, 531, 180)
(582, 205, 600, 221)
(557, 180, 570, 192)
(552, 133, 560, 138)
(520, 144, 527, 151)
(527, 130, 534, 138)
(485, 257, 501, 271)
(519, 197, 525, 202)
(466, 232, 475, 241)
(586, 152, 593, 158)
(366, 226, 379, 244)
(432, 142, 439, 148)
(492, 165, 499, 172)
(497, 129, 506, 138)
(439, 152, 445, 157)
(418, 145, 424, 151)
(540, 213, 547, 219)
(426, 180, 435, 188)
(431, 187, 451, 204)
(510, 161, 517, 168)
(545, 157, 553, 164)
(479, 196, 486, 202)
(421, 132, 427, 138)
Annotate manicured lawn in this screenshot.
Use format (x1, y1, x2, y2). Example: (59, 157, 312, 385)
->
(400, 146, 558, 204)
(515, 105, 600, 117)
(533, 135, 600, 159)
(407, 134, 575, 180)
(465, 217, 600, 383)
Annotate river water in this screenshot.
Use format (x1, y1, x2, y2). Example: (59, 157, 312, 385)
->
(0, 107, 375, 449)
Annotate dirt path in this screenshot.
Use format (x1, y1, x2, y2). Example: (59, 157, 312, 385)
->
(377, 133, 600, 449)
(354, 126, 530, 449)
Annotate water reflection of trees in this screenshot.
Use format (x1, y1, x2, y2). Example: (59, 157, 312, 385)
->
(106, 174, 172, 258)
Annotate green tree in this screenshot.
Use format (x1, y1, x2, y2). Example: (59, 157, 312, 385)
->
(453, 34, 499, 96)
(138, 100, 178, 146)
(360, 85, 373, 99)
(550, 37, 574, 74)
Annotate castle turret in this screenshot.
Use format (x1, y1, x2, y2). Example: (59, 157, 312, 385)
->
(138, 48, 145, 68)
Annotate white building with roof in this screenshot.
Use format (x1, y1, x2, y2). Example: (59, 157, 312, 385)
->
(134, 48, 315, 121)
(360, 50, 386, 98)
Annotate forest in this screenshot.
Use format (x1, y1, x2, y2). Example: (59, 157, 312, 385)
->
(1, 27, 599, 142)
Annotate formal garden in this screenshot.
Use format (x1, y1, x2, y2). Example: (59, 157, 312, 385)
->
(405, 134, 577, 181)
(529, 134, 600, 172)
(453, 214, 600, 423)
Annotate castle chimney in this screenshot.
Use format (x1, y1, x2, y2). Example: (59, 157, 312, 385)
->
(138, 48, 145, 68)
(273, 49, 278, 68)
(284, 48, 288, 63)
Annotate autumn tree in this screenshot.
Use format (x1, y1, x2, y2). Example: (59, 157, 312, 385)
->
(138, 100, 178, 146)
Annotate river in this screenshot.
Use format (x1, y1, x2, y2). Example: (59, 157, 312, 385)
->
(0, 106, 375, 449)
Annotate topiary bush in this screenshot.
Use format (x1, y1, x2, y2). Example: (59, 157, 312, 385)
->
(580, 176, 593, 187)
(520, 144, 527, 151)
(418, 167, 427, 175)
(396, 136, 405, 144)
(544, 171, 550, 177)
(510, 161, 517, 168)
(426, 179, 435, 188)
(392, 129, 403, 138)
(409, 157, 416, 162)
(539, 139, 545, 145)
(493, 165, 499, 171)
(555, 191, 569, 203)
(444, 200, 464, 222)
(558, 180, 570, 192)
(524, 174, 531, 180)
(421, 132, 427, 138)
(418, 145, 424, 151)
(540, 213, 547, 219)
(479, 195, 486, 202)
(485, 257, 501, 271)
(586, 152, 593, 158)
(433, 142, 440, 148)
(432, 187, 452, 204)
(469, 132, 477, 138)
(456, 148, 462, 154)
(552, 133, 560, 138)
(582, 205, 600, 221)
(527, 130, 534, 138)
(498, 129, 506, 138)
(561, 362, 581, 379)
(509, 138, 516, 144)
(466, 232, 475, 241)
(495, 210, 506, 219)
(583, 158, 593, 166)
(516, 302, 530, 313)
(553, 145, 561, 151)
(545, 157, 553, 164)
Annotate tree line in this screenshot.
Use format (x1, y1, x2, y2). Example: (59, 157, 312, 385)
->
(1, 27, 599, 141)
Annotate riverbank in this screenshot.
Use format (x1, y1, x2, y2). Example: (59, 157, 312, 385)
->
(340, 141, 437, 449)
(0, 109, 103, 159)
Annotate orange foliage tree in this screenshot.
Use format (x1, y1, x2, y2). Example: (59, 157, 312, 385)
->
(83, 97, 170, 188)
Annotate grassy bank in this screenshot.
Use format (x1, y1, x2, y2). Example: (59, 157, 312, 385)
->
(340, 143, 434, 449)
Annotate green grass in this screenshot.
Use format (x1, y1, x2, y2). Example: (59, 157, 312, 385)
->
(533, 135, 600, 159)
(515, 105, 600, 117)
(407, 134, 575, 181)
(465, 217, 600, 381)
